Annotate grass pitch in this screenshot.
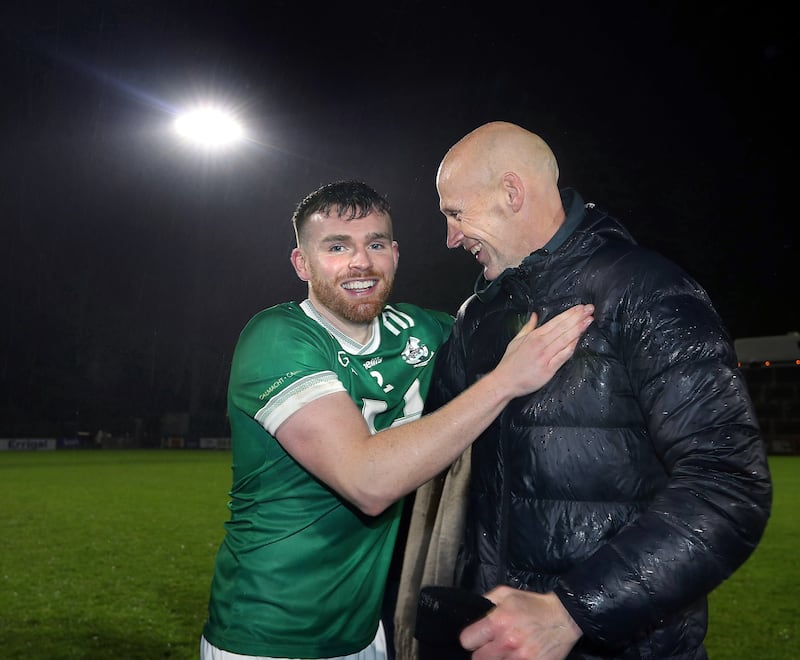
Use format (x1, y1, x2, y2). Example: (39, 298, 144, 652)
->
(0, 450, 796, 659)
(0, 450, 230, 659)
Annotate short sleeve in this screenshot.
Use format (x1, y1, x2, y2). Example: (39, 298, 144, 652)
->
(229, 306, 346, 433)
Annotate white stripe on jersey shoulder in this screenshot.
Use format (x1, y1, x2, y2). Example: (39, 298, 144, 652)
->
(381, 304, 415, 336)
(255, 371, 345, 434)
(300, 299, 381, 354)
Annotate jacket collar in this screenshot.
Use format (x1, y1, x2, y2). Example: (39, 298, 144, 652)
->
(475, 188, 585, 302)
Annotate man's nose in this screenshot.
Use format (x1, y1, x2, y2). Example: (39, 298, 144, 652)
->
(445, 219, 463, 249)
(349, 246, 371, 269)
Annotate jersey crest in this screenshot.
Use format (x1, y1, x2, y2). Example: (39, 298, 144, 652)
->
(401, 336, 434, 367)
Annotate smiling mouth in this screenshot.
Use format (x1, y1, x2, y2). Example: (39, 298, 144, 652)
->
(469, 243, 482, 257)
(342, 279, 378, 291)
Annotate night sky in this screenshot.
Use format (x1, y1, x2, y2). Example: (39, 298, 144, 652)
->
(1, 1, 795, 438)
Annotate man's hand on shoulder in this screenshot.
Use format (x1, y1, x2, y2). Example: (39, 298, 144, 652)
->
(493, 304, 594, 398)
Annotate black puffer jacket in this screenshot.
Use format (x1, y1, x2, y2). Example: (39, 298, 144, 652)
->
(426, 189, 772, 659)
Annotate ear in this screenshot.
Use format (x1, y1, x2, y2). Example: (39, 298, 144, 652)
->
(501, 172, 524, 212)
(392, 240, 400, 269)
(290, 247, 310, 282)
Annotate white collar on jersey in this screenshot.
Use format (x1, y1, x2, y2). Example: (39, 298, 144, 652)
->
(300, 299, 382, 355)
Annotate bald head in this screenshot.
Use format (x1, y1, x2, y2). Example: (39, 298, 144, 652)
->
(435, 122, 567, 279)
(437, 121, 559, 191)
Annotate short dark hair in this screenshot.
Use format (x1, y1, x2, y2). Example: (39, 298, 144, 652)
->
(292, 180, 392, 244)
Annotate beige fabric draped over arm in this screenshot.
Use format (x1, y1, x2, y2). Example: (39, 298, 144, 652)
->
(393, 449, 471, 660)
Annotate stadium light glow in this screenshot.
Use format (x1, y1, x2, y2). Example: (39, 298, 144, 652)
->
(173, 107, 244, 147)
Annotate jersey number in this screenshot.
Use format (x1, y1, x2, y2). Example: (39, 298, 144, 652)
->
(361, 378, 424, 433)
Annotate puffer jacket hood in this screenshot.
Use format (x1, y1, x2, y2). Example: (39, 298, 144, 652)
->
(427, 189, 772, 659)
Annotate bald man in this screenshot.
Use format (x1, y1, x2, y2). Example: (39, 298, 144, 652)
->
(396, 122, 771, 659)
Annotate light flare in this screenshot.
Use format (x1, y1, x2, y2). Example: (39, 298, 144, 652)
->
(174, 107, 244, 147)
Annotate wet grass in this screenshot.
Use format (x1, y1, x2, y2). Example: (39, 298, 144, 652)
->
(0, 450, 795, 659)
(0, 450, 231, 659)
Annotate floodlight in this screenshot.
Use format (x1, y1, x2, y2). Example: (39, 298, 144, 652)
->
(174, 107, 244, 147)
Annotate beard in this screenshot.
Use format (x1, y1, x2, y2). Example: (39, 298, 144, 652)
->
(310, 271, 394, 324)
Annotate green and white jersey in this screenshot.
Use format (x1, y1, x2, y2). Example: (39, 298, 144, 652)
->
(203, 299, 453, 658)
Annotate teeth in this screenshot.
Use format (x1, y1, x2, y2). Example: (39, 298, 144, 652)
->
(470, 244, 482, 256)
(342, 280, 377, 290)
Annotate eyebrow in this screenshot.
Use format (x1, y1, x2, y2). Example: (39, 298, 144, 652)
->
(320, 231, 392, 243)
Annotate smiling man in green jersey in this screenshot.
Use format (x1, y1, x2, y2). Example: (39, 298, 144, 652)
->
(200, 180, 594, 660)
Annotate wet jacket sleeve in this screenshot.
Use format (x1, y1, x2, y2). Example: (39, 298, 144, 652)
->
(553, 254, 773, 646)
